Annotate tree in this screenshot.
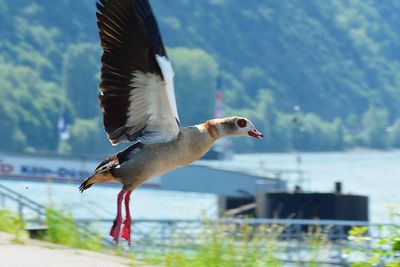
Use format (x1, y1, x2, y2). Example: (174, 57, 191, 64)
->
(0, 103, 26, 151)
(388, 119, 400, 148)
(63, 43, 100, 119)
(168, 47, 219, 126)
(68, 118, 116, 154)
(0, 60, 65, 152)
(361, 106, 389, 148)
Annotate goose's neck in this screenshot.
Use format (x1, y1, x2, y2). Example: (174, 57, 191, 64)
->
(172, 124, 216, 165)
(203, 119, 229, 139)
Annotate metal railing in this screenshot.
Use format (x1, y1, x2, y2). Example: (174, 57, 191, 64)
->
(76, 218, 397, 266)
(1, 182, 397, 265)
(0, 183, 47, 224)
(0, 183, 113, 246)
(76, 217, 394, 240)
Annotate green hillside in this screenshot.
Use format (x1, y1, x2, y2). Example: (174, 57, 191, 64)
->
(1, 0, 400, 153)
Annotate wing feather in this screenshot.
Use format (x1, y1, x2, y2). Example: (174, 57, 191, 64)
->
(96, 0, 180, 145)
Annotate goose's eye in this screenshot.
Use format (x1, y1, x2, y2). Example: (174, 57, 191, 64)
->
(237, 119, 247, 128)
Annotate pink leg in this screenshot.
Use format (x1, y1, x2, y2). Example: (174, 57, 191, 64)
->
(121, 191, 132, 245)
(109, 190, 126, 243)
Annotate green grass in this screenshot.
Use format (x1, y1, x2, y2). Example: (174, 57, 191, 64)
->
(1, 207, 398, 266)
(0, 209, 27, 242)
(346, 207, 400, 267)
(42, 208, 103, 251)
(0, 208, 103, 250)
(0, 208, 103, 251)
(133, 217, 399, 267)
(134, 221, 328, 267)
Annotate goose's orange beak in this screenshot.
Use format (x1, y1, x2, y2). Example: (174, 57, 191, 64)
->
(248, 127, 263, 140)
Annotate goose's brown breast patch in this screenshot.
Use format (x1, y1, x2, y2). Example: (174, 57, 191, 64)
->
(204, 120, 218, 140)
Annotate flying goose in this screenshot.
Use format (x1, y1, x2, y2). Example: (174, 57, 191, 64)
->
(79, 0, 263, 244)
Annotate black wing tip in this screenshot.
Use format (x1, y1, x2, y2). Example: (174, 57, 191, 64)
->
(131, 0, 167, 56)
(96, 1, 105, 13)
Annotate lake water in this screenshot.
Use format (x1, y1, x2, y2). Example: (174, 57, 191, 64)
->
(1, 151, 399, 223)
(231, 150, 400, 223)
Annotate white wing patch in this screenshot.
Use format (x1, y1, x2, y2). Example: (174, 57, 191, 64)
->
(155, 55, 180, 122)
(127, 71, 180, 144)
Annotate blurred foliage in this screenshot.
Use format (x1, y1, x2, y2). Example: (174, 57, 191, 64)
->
(0, 210, 26, 241)
(44, 208, 103, 251)
(169, 47, 219, 126)
(68, 118, 112, 153)
(1, 0, 400, 153)
(346, 207, 400, 267)
(136, 220, 330, 267)
(63, 43, 101, 119)
(0, 208, 103, 251)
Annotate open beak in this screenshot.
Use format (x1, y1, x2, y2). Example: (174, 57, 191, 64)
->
(248, 127, 263, 140)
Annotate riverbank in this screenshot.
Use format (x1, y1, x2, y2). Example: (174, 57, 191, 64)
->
(0, 232, 159, 267)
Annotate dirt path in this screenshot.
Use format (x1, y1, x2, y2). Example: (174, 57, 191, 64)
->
(0, 232, 159, 267)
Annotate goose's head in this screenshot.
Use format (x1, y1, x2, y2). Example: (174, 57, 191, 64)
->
(204, 116, 263, 140)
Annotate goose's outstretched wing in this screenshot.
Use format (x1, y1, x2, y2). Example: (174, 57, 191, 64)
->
(96, 0, 180, 145)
